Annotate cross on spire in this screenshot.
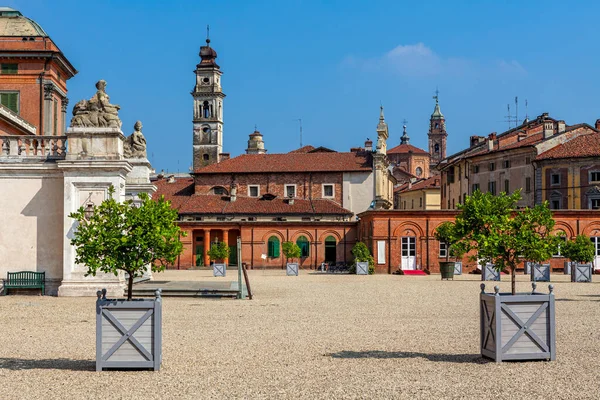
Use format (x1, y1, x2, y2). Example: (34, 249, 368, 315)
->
(433, 87, 439, 104)
(206, 25, 210, 45)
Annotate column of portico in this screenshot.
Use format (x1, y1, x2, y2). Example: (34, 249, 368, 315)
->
(203, 229, 211, 267)
(223, 229, 229, 265)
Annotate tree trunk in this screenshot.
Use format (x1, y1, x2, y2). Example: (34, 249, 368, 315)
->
(127, 272, 134, 301)
(511, 266, 516, 295)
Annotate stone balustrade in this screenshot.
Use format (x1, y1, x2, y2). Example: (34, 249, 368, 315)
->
(0, 135, 67, 159)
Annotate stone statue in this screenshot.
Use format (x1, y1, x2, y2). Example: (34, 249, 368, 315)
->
(123, 120, 147, 158)
(70, 80, 122, 128)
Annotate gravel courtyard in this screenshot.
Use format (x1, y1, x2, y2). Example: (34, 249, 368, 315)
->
(1, 270, 600, 399)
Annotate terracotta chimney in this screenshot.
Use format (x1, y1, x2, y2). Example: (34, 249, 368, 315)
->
(219, 153, 230, 161)
(595, 119, 600, 130)
(487, 132, 496, 151)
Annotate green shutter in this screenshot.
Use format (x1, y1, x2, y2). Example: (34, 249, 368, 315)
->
(0, 93, 18, 113)
(1, 63, 18, 74)
(268, 237, 280, 258)
(273, 241, 280, 258)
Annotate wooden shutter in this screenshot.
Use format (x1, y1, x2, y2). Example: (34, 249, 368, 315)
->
(0, 92, 18, 113)
(273, 240, 280, 258)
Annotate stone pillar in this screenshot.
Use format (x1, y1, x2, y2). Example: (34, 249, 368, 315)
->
(43, 83, 54, 136)
(57, 126, 131, 297)
(204, 229, 211, 267)
(223, 229, 229, 265)
(60, 98, 68, 135)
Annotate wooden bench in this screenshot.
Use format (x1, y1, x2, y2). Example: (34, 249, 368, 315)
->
(3, 271, 45, 295)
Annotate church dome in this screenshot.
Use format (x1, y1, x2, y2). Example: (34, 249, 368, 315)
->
(0, 8, 48, 37)
(197, 38, 219, 68)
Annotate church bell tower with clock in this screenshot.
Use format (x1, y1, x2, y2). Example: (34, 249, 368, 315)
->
(192, 30, 225, 170)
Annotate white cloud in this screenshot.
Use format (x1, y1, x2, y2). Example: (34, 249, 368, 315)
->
(343, 43, 526, 78)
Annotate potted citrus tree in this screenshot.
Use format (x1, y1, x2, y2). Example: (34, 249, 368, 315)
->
(208, 241, 230, 277)
(282, 241, 301, 276)
(453, 189, 560, 362)
(434, 221, 459, 280)
(561, 234, 594, 282)
(351, 242, 375, 275)
(69, 186, 184, 371)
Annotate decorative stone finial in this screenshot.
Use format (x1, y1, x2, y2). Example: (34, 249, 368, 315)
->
(480, 283, 486, 294)
(494, 286, 500, 295)
(123, 120, 147, 159)
(70, 80, 122, 128)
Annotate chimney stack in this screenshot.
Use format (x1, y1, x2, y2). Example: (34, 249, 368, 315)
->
(487, 132, 496, 151)
(595, 119, 600, 130)
(219, 153, 230, 161)
(364, 139, 373, 152)
(230, 184, 237, 202)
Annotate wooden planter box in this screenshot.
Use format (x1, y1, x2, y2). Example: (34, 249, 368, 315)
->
(571, 263, 592, 283)
(356, 261, 368, 275)
(530, 263, 550, 282)
(286, 262, 299, 276)
(454, 262, 462, 276)
(96, 289, 162, 371)
(481, 264, 499, 281)
(524, 262, 532, 275)
(440, 262, 455, 280)
(213, 263, 226, 277)
(480, 283, 556, 362)
(564, 261, 573, 275)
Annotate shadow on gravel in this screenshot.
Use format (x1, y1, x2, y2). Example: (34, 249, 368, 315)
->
(327, 351, 489, 364)
(0, 358, 95, 371)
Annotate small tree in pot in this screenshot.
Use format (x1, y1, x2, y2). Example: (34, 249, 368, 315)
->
(434, 221, 460, 280)
(282, 241, 301, 275)
(208, 241, 230, 276)
(561, 234, 595, 282)
(351, 242, 375, 274)
(452, 189, 560, 362)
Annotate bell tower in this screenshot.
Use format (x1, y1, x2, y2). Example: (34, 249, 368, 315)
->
(192, 28, 225, 170)
(428, 89, 447, 174)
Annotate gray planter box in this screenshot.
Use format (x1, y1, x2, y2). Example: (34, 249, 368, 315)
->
(524, 262, 532, 275)
(286, 262, 299, 276)
(481, 263, 499, 281)
(213, 263, 226, 277)
(96, 288, 162, 371)
(454, 262, 462, 275)
(571, 263, 592, 283)
(356, 261, 368, 275)
(480, 283, 556, 362)
(530, 263, 550, 282)
(564, 261, 573, 275)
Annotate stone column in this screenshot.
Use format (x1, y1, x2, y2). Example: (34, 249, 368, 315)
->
(43, 83, 54, 136)
(57, 126, 131, 297)
(60, 98, 69, 135)
(203, 229, 211, 267)
(223, 229, 229, 265)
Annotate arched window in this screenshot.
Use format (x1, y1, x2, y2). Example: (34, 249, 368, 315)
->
(210, 186, 228, 195)
(268, 236, 280, 258)
(434, 143, 440, 153)
(203, 154, 209, 161)
(296, 236, 310, 258)
(203, 101, 210, 118)
(435, 123, 439, 129)
(324, 236, 336, 263)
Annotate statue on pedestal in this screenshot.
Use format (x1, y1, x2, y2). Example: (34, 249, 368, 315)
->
(123, 121, 147, 158)
(70, 80, 122, 128)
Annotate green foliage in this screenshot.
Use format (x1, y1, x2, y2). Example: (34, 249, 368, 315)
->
(69, 186, 185, 300)
(433, 221, 463, 261)
(453, 189, 560, 294)
(351, 242, 375, 274)
(561, 234, 595, 264)
(208, 241, 230, 262)
(282, 241, 301, 261)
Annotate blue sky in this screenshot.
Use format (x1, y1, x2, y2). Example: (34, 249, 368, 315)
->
(9, 0, 600, 173)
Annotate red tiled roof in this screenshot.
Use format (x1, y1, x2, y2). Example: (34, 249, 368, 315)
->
(289, 145, 315, 153)
(388, 143, 429, 155)
(536, 133, 600, 160)
(153, 177, 352, 215)
(193, 152, 372, 174)
(395, 176, 441, 193)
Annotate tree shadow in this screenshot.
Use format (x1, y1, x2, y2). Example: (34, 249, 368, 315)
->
(0, 357, 95, 371)
(326, 351, 490, 364)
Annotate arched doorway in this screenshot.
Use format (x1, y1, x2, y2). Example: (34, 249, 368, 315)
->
(324, 236, 336, 264)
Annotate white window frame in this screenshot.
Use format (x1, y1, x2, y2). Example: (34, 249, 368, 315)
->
(589, 171, 600, 183)
(322, 183, 335, 198)
(248, 185, 260, 198)
(285, 184, 297, 198)
(439, 242, 448, 258)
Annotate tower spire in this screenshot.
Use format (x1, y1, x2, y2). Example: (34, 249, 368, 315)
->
(379, 104, 385, 122)
(206, 25, 210, 45)
(400, 121, 410, 145)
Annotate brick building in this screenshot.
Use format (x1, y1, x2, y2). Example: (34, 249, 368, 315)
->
(0, 7, 76, 137)
(438, 113, 598, 209)
(358, 209, 600, 274)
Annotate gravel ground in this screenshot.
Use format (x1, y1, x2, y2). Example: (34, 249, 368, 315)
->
(1, 270, 600, 400)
